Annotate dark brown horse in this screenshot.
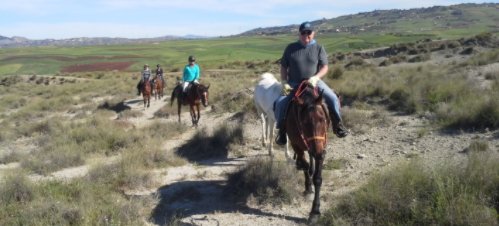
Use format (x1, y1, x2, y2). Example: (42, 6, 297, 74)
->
(285, 82, 330, 222)
(142, 79, 151, 108)
(153, 76, 164, 100)
(170, 82, 210, 127)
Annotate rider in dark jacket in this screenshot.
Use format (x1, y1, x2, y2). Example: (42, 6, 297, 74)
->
(156, 64, 165, 84)
(137, 64, 152, 95)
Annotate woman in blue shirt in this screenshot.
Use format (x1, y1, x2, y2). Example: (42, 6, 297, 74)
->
(181, 56, 200, 104)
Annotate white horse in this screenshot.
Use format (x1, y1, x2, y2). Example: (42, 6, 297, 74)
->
(254, 72, 291, 158)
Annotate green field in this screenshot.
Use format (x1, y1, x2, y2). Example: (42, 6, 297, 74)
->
(0, 31, 492, 77)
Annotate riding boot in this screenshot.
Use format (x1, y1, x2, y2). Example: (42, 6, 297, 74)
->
(330, 109, 348, 138)
(336, 122, 349, 138)
(275, 120, 287, 145)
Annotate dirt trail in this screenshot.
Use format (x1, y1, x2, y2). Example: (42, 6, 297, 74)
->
(142, 107, 499, 225)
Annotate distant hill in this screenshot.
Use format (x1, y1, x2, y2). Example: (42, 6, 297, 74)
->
(240, 3, 499, 37)
(0, 35, 210, 48)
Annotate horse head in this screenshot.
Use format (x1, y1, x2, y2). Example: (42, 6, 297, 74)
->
(294, 88, 329, 152)
(198, 84, 210, 107)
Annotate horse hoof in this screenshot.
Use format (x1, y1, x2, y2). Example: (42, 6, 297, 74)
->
(308, 213, 321, 224)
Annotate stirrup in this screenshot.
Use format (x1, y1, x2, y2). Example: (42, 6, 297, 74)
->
(335, 123, 349, 138)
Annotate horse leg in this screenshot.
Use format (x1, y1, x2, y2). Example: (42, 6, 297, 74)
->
(177, 100, 182, 123)
(308, 152, 315, 176)
(190, 105, 196, 126)
(196, 104, 200, 126)
(268, 117, 275, 156)
(292, 144, 313, 195)
(284, 135, 291, 159)
(309, 153, 325, 223)
(255, 105, 266, 148)
(147, 95, 150, 108)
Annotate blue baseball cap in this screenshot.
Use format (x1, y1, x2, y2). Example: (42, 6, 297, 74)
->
(299, 22, 314, 32)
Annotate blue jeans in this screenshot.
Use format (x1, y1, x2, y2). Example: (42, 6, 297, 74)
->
(275, 80, 342, 129)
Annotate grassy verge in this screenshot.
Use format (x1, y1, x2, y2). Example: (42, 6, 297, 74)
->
(0, 170, 158, 225)
(317, 151, 499, 225)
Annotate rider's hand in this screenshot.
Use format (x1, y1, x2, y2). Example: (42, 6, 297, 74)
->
(307, 75, 320, 87)
(281, 80, 292, 96)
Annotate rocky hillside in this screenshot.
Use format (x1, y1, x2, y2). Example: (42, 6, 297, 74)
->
(241, 3, 499, 36)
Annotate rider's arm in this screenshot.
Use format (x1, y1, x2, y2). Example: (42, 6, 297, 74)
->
(315, 65, 329, 79)
(280, 66, 288, 81)
(182, 67, 187, 83)
(194, 65, 200, 81)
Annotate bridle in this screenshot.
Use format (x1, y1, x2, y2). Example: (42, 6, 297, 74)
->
(291, 81, 328, 150)
(194, 84, 208, 106)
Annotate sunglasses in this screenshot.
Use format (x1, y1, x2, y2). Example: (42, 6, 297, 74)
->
(300, 30, 312, 35)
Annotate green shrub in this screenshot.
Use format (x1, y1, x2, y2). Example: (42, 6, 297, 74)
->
(408, 54, 431, 63)
(226, 157, 303, 206)
(0, 171, 35, 205)
(467, 140, 489, 152)
(447, 41, 461, 49)
(117, 109, 144, 119)
(327, 66, 344, 79)
(317, 153, 499, 225)
(323, 158, 349, 170)
(485, 72, 499, 80)
(461, 47, 474, 55)
(175, 123, 245, 161)
(388, 54, 408, 64)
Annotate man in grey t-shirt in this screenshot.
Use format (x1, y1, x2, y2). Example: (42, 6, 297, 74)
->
(274, 22, 348, 145)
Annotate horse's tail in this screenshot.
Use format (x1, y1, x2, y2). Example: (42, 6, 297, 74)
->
(170, 85, 178, 106)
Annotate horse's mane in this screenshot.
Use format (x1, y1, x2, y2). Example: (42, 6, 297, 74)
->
(298, 87, 321, 114)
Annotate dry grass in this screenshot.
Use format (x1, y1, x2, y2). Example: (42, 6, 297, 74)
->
(317, 152, 499, 225)
(175, 122, 245, 161)
(226, 157, 303, 206)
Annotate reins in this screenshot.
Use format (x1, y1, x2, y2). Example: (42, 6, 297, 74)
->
(291, 81, 328, 150)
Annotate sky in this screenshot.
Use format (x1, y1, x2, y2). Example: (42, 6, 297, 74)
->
(0, 0, 494, 40)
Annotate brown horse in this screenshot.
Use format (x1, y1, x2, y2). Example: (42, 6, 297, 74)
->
(153, 77, 164, 100)
(170, 82, 210, 127)
(285, 82, 330, 223)
(142, 79, 151, 108)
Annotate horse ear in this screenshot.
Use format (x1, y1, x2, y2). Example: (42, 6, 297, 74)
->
(206, 85, 210, 89)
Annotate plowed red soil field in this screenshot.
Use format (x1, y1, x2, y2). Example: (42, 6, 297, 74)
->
(61, 61, 136, 73)
(1, 55, 152, 62)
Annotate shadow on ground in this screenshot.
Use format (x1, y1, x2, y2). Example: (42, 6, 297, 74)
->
(98, 100, 132, 112)
(150, 179, 306, 225)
